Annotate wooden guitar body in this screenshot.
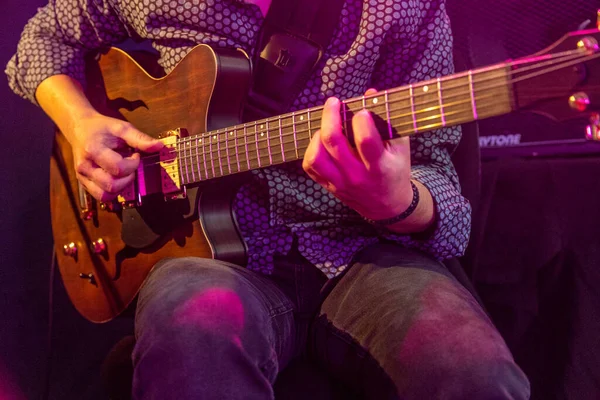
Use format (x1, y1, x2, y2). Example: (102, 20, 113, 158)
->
(50, 45, 252, 322)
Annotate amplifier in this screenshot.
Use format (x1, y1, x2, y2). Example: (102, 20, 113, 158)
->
(448, 0, 600, 159)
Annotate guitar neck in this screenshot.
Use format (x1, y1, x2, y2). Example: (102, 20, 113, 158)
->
(174, 62, 516, 185)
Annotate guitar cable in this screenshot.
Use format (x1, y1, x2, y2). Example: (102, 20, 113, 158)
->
(42, 245, 56, 400)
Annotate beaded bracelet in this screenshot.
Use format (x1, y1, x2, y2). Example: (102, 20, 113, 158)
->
(363, 181, 420, 226)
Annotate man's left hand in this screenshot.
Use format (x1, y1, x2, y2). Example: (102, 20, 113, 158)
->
(302, 92, 414, 222)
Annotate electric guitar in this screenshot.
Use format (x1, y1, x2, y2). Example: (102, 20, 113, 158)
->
(50, 29, 600, 322)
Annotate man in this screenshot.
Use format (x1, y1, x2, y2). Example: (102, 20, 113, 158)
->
(6, 0, 530, 398)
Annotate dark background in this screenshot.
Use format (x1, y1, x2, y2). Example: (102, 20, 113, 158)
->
(1, 1, 599, 399)
(1, 1, 132, 399)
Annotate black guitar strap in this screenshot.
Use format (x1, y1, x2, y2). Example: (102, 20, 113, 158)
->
(243, 0, 346, 121)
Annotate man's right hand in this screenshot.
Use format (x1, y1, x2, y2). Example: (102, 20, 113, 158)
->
(36, 74, 165, 202)
(67, 113, 164, 201)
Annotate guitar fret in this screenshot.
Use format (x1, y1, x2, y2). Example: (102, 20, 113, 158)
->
(255, 122, 261, 168)
(234, 128, 241, 172)
(209, 134, 216, 178)
(292, 112, 299, 159)
(201, 137, 209, 179)
(266, 120, 272, 165)
(278, 116, 285, 162)
(195, 136, 202, 181)
(187, 139, 192, 183)
(244, 124, 251, 170)
(342, 101, 349, 138)
(384, 90, 392, 139)
(409, 84, 418, 133)
(216, 132, 223, 176)
(188, 139, 196, 182)
(437, 77, 446, 126)
(468, 70, 478, 120)
(307, 110, 312, 139)
(225, 130, 232, 174)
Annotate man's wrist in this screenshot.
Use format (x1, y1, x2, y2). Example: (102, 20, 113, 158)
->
(362, 181, 420, 226)
(380, 180, 436, 234)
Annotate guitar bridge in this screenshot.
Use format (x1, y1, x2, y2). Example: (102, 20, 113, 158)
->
(158, 128, 187, 201)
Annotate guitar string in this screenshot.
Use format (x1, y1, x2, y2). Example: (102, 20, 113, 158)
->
(174, 51, 600, 180)
(155, 51, 599, 178)
(180, 48, 587, 146)
(168, 101, 517, 181)
(142, 50, 597, 176)
(170, 49, 591, 156)
(184, 48, 588, 141)
(142, 47, 585, 161)
(174, 73, 595, 181)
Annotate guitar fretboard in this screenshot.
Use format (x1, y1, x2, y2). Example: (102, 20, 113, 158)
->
(174, 63, 513, 185)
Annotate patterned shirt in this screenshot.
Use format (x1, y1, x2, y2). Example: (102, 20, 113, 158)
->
(6, 0, 471, 278)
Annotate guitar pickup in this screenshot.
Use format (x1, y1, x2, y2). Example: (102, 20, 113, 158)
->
(165, 186, 187, 201)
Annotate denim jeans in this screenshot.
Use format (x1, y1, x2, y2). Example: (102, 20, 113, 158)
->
(131, 243, 530, 399)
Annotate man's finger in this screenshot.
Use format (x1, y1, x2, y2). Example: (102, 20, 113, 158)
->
(352, 109, 386, 170)
(95, 149, 140, 178)
(77, 174, 116, 202)
(302, 130, 344, 192)
(88, 167, 136, 194)
(115, 124, 164, 153)
(320, 97, 360, 168)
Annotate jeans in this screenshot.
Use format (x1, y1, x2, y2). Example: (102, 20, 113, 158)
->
(131, 243, 530, 399)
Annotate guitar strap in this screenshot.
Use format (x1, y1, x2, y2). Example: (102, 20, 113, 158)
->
(243, 0, 346, 121)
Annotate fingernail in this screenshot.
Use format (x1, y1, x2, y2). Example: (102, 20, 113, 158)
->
(326, 97, 339, 107)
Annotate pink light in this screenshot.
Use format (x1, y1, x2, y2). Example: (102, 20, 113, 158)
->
(0, 360, 26, 400)
(397, 278, 511, 375)
(173, 288, 245, 348)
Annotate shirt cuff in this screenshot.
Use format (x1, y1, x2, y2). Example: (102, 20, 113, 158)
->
(380, 166, 472, 260)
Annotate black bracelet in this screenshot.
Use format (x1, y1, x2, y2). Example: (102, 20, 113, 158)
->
(363, 181, 420, 226)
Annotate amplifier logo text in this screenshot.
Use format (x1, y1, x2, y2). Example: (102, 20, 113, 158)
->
(479, 134, 522, 147)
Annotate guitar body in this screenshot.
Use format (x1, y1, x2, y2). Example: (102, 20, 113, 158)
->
(50, 45, 252, 322)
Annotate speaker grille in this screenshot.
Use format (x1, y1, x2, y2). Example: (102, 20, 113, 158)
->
(449, 0, 599, 66)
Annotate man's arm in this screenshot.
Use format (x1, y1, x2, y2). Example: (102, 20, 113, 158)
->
(6, 2, 163, 201)
(6, 0, 128, 105)
(36, 75, 98, 143)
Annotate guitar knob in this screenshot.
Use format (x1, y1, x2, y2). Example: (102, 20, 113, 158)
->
(569, 92, 590, 112)
(63, 242, 77, 257)
(577, 37, 599, 52)
(90, 238, 106, 254)
(586, 113, 600, 141)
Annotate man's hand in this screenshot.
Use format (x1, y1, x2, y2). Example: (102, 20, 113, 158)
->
(302, 91, 436, 233)
(67, 113, 163, 201)
(36, 74, 164, 202)
(302, 92, 414, 222)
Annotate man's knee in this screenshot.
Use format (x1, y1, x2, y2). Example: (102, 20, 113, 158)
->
(134, 257, 278, 340)
(132, 257, 293, 393)
(393, 276, 531, 399)
(398, 347, 530, 399)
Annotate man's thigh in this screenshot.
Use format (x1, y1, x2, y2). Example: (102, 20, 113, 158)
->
(310, 243, 530, 399)
(132, 257, 296, 398)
